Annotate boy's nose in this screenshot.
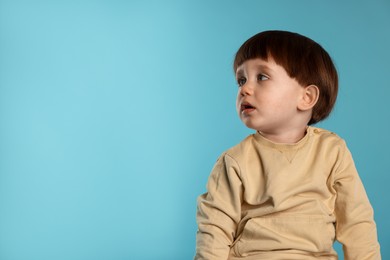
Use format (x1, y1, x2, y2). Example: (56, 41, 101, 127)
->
(240, 82, 254, 96)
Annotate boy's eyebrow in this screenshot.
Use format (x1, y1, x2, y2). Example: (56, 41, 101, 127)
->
(255, 64, 273, 73)
(235, 68, 244, 77)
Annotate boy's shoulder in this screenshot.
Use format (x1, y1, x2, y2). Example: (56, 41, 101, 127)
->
(309, 126, 345, 145)
(222, 133, 259, 161)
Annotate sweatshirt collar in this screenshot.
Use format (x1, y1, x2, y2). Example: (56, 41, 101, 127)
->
(253, 126, 314, 151)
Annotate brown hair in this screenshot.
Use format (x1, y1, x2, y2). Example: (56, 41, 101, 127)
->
(233, 30, 338, 125)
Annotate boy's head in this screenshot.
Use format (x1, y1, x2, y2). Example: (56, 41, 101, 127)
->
(234, 30, 338, 125)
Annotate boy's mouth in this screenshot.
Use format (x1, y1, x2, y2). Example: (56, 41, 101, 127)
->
(241, 102, 255, 113)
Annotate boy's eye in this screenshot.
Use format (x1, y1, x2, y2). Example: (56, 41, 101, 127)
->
(257, 74, 269, 81)
(237, 77, 246, 87)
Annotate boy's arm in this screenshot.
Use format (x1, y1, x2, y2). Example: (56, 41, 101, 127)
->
(195, 153, 242, 260)
(333, 143, 381, 260)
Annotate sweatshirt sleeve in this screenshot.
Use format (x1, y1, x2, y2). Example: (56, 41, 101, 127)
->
(333, 142, 381, 260)
(195, 153, 243, 260)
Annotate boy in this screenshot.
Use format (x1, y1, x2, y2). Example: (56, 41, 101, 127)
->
(195, 31, 381, 259)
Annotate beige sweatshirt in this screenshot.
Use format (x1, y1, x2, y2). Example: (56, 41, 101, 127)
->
(195, 127, 380, 260)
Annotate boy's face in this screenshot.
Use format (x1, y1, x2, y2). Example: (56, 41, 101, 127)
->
(235, 58, 307, 140)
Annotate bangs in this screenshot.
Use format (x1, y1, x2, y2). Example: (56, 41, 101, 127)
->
(233, 35, 270, 72)
(233, 31, 307, 79)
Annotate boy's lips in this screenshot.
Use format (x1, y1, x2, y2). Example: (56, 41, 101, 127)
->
(240, 101, 256, 114)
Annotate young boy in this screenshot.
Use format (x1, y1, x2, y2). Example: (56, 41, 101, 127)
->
(195, 31, 381, 259)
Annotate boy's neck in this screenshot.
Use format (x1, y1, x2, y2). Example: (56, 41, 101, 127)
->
(258, 126, 309, 144)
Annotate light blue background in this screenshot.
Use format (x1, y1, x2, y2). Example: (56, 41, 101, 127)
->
(1, 1, 389, 259)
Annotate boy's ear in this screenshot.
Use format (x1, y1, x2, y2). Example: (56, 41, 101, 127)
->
(298, 85, 319, 111)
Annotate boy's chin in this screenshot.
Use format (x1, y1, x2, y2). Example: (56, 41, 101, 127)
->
(242, 122, 260, 131)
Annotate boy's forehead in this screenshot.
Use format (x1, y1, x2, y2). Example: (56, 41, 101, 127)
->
(236, 57, 277, 73)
